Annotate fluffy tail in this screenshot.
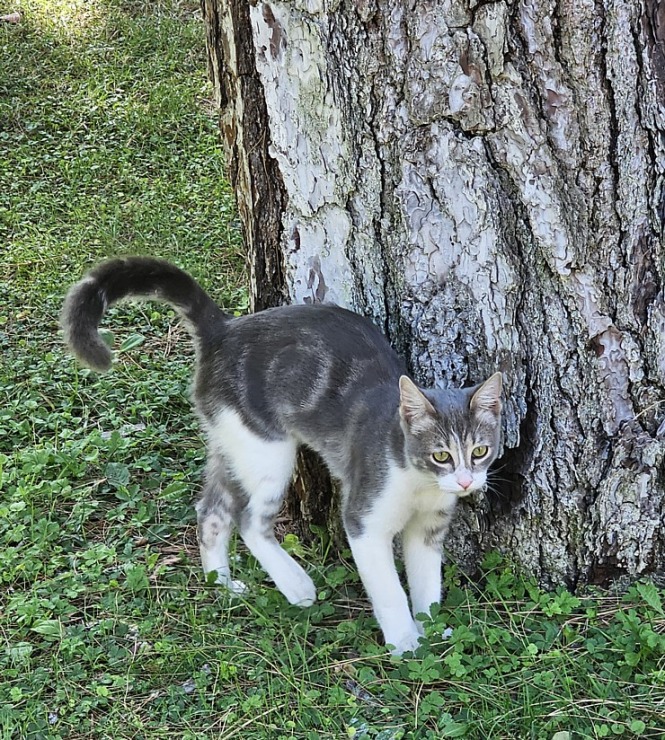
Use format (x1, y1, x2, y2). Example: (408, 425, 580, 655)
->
(61, 256, 229, 371)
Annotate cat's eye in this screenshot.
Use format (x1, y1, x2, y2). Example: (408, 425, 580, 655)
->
(432, 451, 451, 464)
(472, 445, 489, 459)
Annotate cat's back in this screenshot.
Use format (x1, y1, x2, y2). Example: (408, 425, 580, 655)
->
(197, 303, 406, 435)
(225, 303, 402, 368)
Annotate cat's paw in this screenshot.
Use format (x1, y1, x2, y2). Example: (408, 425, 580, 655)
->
(226, 579, 249, 595)
(282, 573, 317, 607)
(386, 628, 423, 656)
(208, 570, 248, 596)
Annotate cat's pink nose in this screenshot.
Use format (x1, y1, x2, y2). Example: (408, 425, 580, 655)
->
(457, 474, 473, 490)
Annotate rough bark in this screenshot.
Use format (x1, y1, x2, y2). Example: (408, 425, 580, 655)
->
(202, 0, 665, 586)
(201, 0, 339, 531)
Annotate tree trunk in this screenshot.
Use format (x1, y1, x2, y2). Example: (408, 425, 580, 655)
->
(202, 0, 665, 587)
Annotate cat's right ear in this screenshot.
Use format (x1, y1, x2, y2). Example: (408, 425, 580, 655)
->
(399, 376, 436, 432)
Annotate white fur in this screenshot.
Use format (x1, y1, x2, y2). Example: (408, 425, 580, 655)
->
(437, 468, 486, 495)
(347, 461, 459, 654)
(197, 510, 247, 594)
(206, 409, 316, 606)
(348, 535, 421, 654)
(207, 408, 297, 497)
(402, 512, 447, 620)
(201, 413, 466, 651)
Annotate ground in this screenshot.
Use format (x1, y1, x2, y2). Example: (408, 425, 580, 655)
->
(0, 2, 663, 738)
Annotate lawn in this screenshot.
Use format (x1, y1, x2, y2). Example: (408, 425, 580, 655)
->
(1, 2, 664, 738)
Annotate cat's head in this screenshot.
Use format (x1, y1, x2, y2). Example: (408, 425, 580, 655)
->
(398, 373, 503, 496)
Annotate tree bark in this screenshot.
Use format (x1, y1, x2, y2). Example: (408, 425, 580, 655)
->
(202, 0, 665, 587)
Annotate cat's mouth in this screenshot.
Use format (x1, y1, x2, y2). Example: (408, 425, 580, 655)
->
(437, 484, 479, 497)
(438, 480, 483, 497)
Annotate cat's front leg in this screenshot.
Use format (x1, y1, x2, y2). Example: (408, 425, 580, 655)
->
(347, 533, 422, 655)
(402, 527, 442, 630)
(401, 511, 451, 629)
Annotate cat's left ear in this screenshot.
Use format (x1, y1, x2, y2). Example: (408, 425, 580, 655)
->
(399, 376, 436, 432)
(470, 372, 503, 416)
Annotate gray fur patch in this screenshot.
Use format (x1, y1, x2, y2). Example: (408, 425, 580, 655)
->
(197, 455, 249, 527)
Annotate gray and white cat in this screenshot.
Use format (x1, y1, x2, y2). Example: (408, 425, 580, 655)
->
(62, 257, 503, 655)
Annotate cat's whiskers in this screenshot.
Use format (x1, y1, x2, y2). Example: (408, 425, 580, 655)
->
(485, 481, 510, 500)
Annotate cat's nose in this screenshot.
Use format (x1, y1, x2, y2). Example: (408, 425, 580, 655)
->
(457, 473, 473, 490)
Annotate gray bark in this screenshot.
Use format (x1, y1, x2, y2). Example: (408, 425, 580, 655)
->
(203, 0, 665, 586)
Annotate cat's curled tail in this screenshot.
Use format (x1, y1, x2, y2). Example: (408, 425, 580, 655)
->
(61, 257, 229, 372)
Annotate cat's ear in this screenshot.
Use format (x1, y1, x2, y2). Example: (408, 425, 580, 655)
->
(470, 372, 503, 416)
(399, 376, 436, 431)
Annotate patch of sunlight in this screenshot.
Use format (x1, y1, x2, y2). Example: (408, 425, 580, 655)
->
(15, 0, 105, 41)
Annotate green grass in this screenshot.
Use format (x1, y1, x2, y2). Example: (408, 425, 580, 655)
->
(1, 2, 664, 738)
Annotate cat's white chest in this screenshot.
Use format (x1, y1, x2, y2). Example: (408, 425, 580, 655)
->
(365, 461, 457, 537)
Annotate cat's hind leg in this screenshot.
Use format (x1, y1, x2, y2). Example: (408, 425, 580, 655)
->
(237, 443, 317, 607)
(210, 409, 316, 607)
(196, 456, 247, 594)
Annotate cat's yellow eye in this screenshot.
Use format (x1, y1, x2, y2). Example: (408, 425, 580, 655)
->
(432, 451, 451, 464)
(472, 445, 489, 459)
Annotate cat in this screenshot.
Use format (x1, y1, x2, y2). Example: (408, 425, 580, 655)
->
(61, 257, 503, 655)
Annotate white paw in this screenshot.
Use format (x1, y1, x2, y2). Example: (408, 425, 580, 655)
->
(207, 570, 248, 596)
(281, 573, 317, 607)
(386, 628, 422, 656)
(226, 579, 248, 595)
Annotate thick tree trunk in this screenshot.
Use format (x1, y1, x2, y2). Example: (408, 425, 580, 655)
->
(202, 0, 665, 586)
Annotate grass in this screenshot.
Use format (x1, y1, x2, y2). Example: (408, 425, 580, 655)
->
(1, 1, 664, 738)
